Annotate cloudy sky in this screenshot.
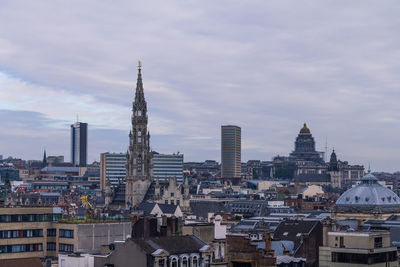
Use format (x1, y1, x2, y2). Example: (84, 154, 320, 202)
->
(1, 1, 400, 171)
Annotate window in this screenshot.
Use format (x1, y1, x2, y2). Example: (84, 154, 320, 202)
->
(171, 258, 178, 267)
(0, 243, 43, 254)
(137, 156, 142, 172)
(0, 229, 43, 239)
(47, 242, 56, 251)
(47, 229, 56, 237)
(158, 259, 165, 267)
(374, 237, 383, 248)
(339, 236, 344, 248)
(192, 256, 198, 267)
(182, 257, 189, 267)
(59, 243, 74, 252)
(59, 229, 74, 238)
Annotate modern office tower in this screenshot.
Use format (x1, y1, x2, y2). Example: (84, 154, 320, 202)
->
(125, 62, 153, 207)
(100, 152, 126, 190)
(70, 122, 88, 166)
(221, 125, 241, 178)
(153, 153, 184, 184)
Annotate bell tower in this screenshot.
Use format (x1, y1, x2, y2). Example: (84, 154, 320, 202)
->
(125, 61, 153, 207)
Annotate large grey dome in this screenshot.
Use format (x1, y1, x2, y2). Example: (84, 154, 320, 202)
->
(335, 172, 400, 213)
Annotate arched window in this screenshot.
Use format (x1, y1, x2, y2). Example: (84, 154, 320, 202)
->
(170, 258, 178, 267)
(182, 257, 188, 267)
(192, 256, 198, 267)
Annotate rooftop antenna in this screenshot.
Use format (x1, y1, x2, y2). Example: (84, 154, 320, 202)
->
(368, 163, 371, 173)
(324, 137, 328, 162)
(76, 114, 79, 123)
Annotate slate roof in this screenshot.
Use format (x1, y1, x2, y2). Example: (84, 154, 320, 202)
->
(294, 174, 331, 183)
(190, 201, 228, 219)
(158, 203, 178, 214)
(273, 219, 320, 250)
(133, 235, 206, 255)
(138, 202, 157, 216)
(138, 202, 178, 216)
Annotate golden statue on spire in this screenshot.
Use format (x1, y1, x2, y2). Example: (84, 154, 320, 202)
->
(138, 60, 142, 69)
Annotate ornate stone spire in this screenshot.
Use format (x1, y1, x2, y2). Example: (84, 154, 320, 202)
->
(42, 149, 47, 168)
(125, 62, 153, 207)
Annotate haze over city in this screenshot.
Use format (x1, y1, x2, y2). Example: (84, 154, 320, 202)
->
(1, 1, 400, 171)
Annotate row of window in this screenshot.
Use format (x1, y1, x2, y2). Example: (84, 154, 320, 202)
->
(0, 243, 43, 254)
(0, 229, 43, 239)
(0, 214, 62, 223)
(59, 243, 74, 252)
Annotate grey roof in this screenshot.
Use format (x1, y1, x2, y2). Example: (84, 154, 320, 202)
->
(40, 166, 79, 173)
(138, 202, 156, 216)
(335, 172, 400, 213)
(133, 235, 206, 255)
(256, 240, 295, 256)
(273, 219, 321, 250)
(158, 203, 178, 214)
(294, 173, 330, 183)
(138, 202, 178, 215)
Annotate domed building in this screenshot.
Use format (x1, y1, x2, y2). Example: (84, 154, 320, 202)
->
(289, 123, 324, 163)
(332, 171, 400, 220)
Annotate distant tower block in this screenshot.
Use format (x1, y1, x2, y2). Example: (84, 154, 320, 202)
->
(221, 125, 241, 178)
(71, 122, 88, 166)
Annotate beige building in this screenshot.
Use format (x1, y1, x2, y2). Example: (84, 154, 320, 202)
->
(0, 207, 131, 261)
(221, 125, 241, 178)
(319, 230, 397, 266)
(154, 177, 190, 212)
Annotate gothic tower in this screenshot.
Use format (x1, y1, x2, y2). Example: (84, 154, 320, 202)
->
(125, 62, 153, 207)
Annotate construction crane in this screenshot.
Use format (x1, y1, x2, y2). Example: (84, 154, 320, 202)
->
(80, 195, 93, 210)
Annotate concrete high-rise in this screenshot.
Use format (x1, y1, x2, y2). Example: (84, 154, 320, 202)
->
(221, 125, 241, 178)
(70, 122, 88, 166)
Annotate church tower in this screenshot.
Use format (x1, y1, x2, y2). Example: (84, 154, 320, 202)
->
(125, 62, 153, 207)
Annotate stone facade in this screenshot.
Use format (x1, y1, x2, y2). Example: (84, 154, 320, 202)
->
(125, 63, 153, 207)
(154, 177, 190, 212)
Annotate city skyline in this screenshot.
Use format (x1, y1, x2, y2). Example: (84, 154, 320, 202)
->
(1, 1, 400, 171)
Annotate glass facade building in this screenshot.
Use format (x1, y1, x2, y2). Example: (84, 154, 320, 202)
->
(153, 153, 184, 184)
(100, 152, 126, 189)
(70, 122, 88, 167)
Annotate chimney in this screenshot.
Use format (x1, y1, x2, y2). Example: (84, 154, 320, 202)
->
(265, 233, 271, 251)
(357, 220, 363, 231)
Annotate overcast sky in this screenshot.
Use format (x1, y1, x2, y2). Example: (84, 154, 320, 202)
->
(1, 1, 400, 171)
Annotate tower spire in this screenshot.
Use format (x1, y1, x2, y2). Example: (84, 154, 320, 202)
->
(42, 149, 47, 168)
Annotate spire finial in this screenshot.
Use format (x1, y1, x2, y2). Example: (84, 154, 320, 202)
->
(368, 163, 371, 173)
(138, 60, 142, 70)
